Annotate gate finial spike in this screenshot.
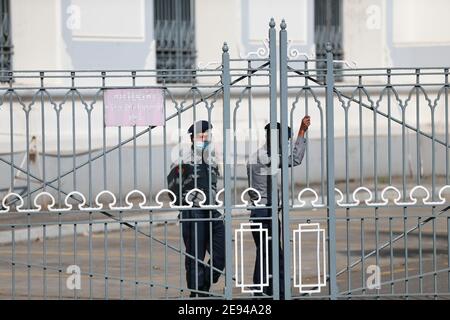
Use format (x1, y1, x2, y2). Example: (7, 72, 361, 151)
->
(269, 18, 275, 28)
(280, 19, 287, 30)
(325, 42, 333, 52)
(222, 42, 229, 53)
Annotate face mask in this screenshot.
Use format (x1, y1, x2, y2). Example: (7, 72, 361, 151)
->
(195, 140, 209, 150)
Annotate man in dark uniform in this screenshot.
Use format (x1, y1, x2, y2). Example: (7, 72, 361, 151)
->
(246, 116, 311, 298)
(167, 120, 225, 297)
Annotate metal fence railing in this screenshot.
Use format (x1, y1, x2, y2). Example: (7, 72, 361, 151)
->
(0, 19, 449, 300)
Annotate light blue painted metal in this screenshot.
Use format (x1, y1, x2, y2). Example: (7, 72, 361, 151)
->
(279, 19, 291, 300)
(268, 17, 280, 301)
(325, 42, 338, 300)
(0, 20, 448, 300)
(222, 41, 233, 300)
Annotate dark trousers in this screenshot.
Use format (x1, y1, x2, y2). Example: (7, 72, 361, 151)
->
(180, 209, 225, 295)
(250, 208, 285, 298)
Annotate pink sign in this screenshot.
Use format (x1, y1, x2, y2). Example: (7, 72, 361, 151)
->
(104, 88, 165, 126)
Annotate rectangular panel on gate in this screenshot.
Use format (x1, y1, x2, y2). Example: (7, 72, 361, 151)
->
(235, 223, 269, 293)
(104, 88, 165, 127)
(293, 223, 326, 294)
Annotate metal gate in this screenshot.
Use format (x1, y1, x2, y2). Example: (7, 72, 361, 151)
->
(0, 19, 449, 300)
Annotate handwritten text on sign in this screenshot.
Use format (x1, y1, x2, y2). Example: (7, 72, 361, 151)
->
(104, 88, 165, 126)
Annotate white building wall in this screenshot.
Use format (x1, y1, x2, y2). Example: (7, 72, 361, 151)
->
(10, 0, 63, 71)
(0, 0, 449, 198)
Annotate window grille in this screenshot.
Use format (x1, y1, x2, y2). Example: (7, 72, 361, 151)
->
(0, 0, 12, 82)
(154, 0, 196, 83)
(315, 0, 343, 82)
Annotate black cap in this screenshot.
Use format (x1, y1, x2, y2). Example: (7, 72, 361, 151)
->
(264, 122, 292, 139)
(188, 120, 213, 136)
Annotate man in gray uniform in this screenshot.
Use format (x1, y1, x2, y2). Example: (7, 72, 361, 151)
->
(247, 116, 311, 298)
(167, 120, 225, 297)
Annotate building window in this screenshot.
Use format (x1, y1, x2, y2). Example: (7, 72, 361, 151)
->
(154, 0, 196, 84)
(0, 0, 12, 82)
(314, 0, 343, 82)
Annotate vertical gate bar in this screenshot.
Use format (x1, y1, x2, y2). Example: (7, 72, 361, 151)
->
(418, 216, 423, 294)
(209, 212, 213, 293)
(415, 70, 421, 184)
(325, 42, 338, 299)
(233, 98, 237, 202)
(279, 19, 291, 300)
(89, 213, 93, 299)
(132, 71, 138, 190)
(344, 104, 350, 297)
(431, 104, 436, 201)
(321, 104, 325, 202)
(40, 75, 46, 192)
(248, 60, 253, 189)
(25, 100, 31, 209)
(290, 109, 294, 203)
(102, 72, 107, 192)
(401, 96, 408, 298)
(373, 88, 378, 197)
(58, 213, 62, 299)
(375, 209, 379, 299)
(87, 102, 93, 206)
(268, 18, 280, 300)
(74, 223, 77, 300)
(358, 78, 363, 187)
(346, 215, 351, 298)
(135, 221, 138, 299)
(180, 213, 184, 298)
(432, 82, 438, 289)
(194, 222, 198, 295)
(163, 92, 168, 189)
(148, 125, 153, 202)
(344, 109, 349, 199)
(104, 222, 109, 299)
(118, 126, 123, 206)
(373, 76, 380, 299)
(43, 225, 47, 299)
(403, 209, 409, 298)
(120, 213, 124, 299)
(305, 62, 310, 187)
(207, 102, 214, 295)
(192, 90, 198, 191)
(361, 218, 365, 295)
(401, 109, 406, 196)
(445, 70, 449, 185)
(71, 84, 77, 191)
(389, 217, 394, 294)
(447, 217, 450, 294)
(164, 221, 168, 299)
(27, 212, 31, 299)
(432, 208, 437, 299)
(11, 226, 15, 299)
(56, 100, 62, 207)
(88, 114, 93, 296)
(387, 71, 392, 185)
(175, 90, 183, 297)
(150, 214, 154, 298)
(222, 41, 233, 300)
(9, 90, 13, 191)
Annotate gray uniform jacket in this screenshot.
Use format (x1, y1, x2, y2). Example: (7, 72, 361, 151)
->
(168, 145, 220, 207)
(246, 136, 307, 206)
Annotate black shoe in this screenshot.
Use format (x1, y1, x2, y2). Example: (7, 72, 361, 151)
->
(189, 284, 211, 298)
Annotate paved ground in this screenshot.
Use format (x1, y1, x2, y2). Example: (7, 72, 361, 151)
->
(0, 202, 449, 300)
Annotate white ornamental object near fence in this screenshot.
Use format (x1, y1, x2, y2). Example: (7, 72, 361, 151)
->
(293, 223, 326, 294)
(235, 222, 269, 293)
